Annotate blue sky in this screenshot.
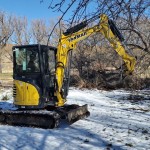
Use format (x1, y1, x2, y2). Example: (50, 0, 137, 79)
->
(0, 0, 61, 21)
(0, 0, 97, 22)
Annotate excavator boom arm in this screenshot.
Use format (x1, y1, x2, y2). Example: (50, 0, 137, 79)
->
(55, 14, 136, 106)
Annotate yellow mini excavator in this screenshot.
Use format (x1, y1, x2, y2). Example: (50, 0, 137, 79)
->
(0, 14, 136, 128)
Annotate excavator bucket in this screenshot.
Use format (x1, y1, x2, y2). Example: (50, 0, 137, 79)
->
(0, 104, 90, 129)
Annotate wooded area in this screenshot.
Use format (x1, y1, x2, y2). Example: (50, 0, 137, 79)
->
(0, 1, 150, 149)
(0, 0, 150, 89)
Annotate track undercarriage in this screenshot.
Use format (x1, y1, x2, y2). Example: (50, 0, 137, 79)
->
(0, 104, 90, 129)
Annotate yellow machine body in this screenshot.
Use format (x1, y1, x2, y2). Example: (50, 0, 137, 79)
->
(13, 14, 136, 108)
(13, 80, 40, 106)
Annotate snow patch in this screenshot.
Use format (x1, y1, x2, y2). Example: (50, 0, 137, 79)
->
(0, 88, 149, 150)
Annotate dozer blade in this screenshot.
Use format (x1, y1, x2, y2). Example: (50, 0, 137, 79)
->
(0, 110, 60, 129)
(56, 104, 90, 124)
(67, 104, 90, 124)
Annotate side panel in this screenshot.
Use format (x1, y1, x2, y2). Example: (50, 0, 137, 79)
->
(13, 80, 40, 106)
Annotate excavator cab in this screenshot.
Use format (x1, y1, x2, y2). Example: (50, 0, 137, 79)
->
(13, 44, 58, 108)
(8, 44, 89, 129)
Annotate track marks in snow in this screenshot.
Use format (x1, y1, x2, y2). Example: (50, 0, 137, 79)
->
(0, 88, 150, 150)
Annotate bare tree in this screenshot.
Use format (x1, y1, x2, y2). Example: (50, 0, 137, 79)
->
(0, 11, 14, 48)
(12, 16, 31, 45)
(46, 0, 150, 52)
(31, 19, 48, 44)
(48, 18, 66, 46)
(44, 0, 150, 89)
(0, 11, 14, 73)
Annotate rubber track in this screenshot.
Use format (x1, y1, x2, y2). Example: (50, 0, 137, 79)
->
(0, 110, 60, 129)
(0, 104, 90, 129)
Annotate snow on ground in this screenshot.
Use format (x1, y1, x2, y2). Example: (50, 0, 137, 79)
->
(0, 88, 150, 150)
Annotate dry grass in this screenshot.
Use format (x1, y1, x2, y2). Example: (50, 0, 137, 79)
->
(0, 73, 13, 87)
(0, 73, 12, 79)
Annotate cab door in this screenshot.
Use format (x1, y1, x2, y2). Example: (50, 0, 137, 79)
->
(13, 45, 41, 106)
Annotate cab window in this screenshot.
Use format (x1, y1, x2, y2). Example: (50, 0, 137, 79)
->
(14, 47, 40, 73)
(48, 50, 56, 74)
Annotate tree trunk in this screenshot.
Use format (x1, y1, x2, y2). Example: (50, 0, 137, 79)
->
(0, 55, 2, 73)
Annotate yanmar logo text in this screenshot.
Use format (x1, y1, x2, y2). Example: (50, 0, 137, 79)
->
(68, 32, 86, 42)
